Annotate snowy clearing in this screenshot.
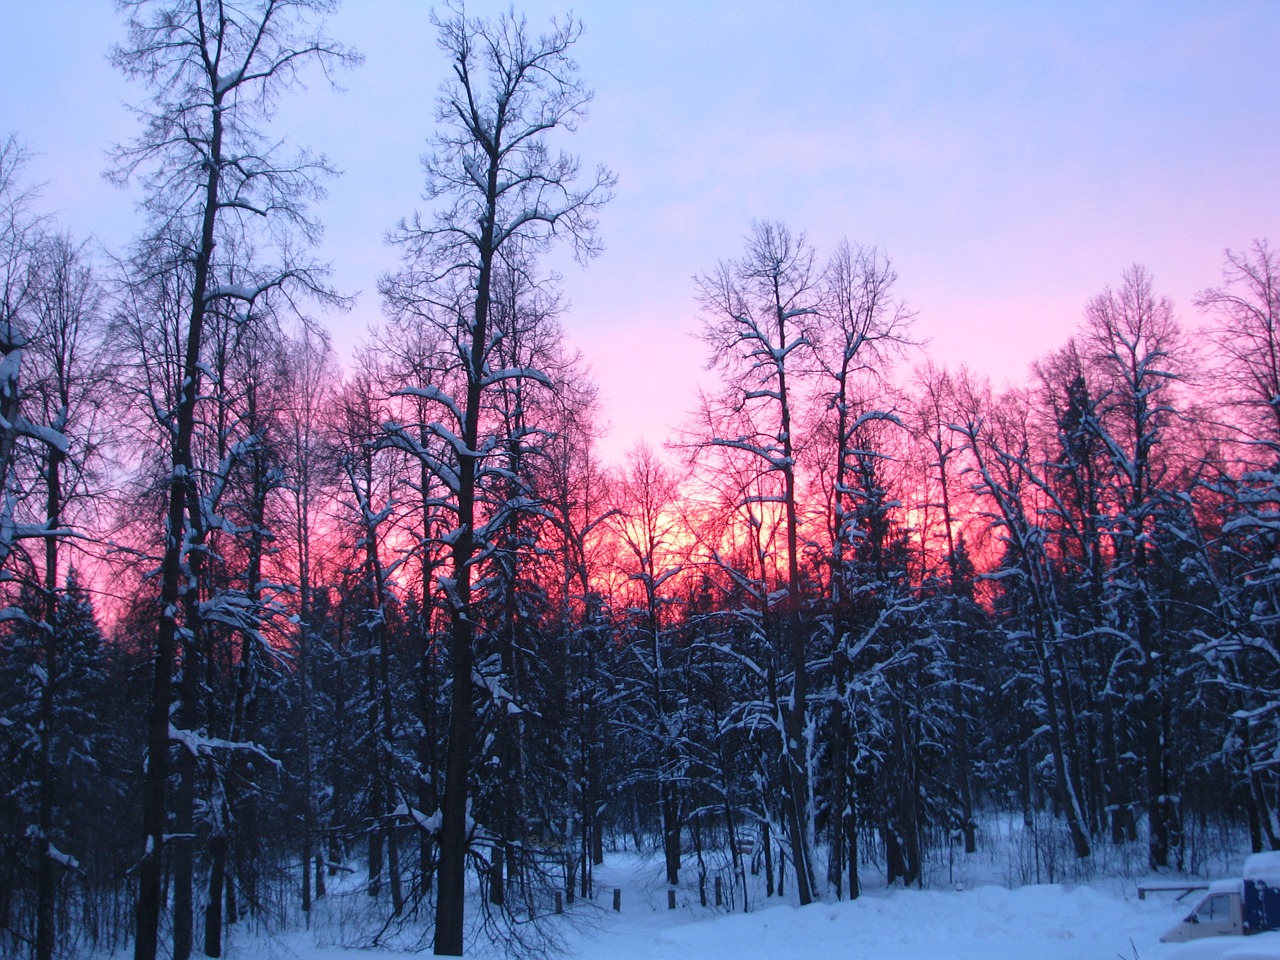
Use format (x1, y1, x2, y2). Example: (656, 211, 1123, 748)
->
(233, 853, 1280, 960)
(553, 855, 1183, 960)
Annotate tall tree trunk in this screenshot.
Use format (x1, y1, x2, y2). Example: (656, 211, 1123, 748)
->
(35, 447, 62, 960)
(135, 80, 223, 960)
(1036, 638, 1091, 859)
(846, 788, 860, 900)
(388, 830, 404, 917)
(827, 695, 848, 899)
(662, 778, 681, 887)
(435, 500, 477, 955)
(434, 150, 494, 957)
(416, 468, 439, 899)
(300, 584, 316, 914)
(1104, 694, 1135, 844)
(228, 437, 268, 921)
(953, 696, 976, 854)
(779, 399, 816, 906)
(377, 571, 403, 917)
(172, 616, 201, 960)
(203, 834, 226, 958)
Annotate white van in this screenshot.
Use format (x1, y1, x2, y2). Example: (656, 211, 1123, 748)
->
(1162, 853, 1280, 944)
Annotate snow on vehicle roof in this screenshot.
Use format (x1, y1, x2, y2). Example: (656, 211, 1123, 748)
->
(1245, 851, 1280, 885)
(1211, 878, 1245, 895)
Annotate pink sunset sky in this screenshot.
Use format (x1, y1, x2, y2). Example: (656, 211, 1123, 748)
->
(2, 1, 1277, 465)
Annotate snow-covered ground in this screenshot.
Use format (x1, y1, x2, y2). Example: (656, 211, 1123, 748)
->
(552, 854, 1209, 960)
(257, 850, 1280, 960)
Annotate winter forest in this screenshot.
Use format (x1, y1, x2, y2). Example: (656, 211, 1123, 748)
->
(1, 1, 1279, 959)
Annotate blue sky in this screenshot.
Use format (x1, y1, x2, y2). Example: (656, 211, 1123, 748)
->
(2, 1, 1277, 462)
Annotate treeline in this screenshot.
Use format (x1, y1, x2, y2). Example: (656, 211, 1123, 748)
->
(0, 2, 1278, 960)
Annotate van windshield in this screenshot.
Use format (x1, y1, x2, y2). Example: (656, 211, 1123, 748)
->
(1193, 895, 1232, 923)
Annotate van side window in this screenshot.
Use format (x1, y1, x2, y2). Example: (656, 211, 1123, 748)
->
(1195, 895, 1231, 923)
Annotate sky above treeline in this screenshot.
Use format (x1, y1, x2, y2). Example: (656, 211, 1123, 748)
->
(2, 1, 1277, 464)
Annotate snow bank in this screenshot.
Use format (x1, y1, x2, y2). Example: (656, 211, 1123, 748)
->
(1165, 932, 1280, 960)
(614, 886, 1145, 960)
(552, 854, 1188, 960)
(272, 853, 1279, 960)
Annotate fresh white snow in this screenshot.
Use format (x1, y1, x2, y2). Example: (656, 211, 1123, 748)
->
(552, 854, 1176, 960)
(1245, 853, 1280, 886)
(233, 851, 1280, 960)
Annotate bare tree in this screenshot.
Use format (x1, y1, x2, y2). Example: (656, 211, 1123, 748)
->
(0, 136, 53, 575)
(380, 6, 611, 952)
(278, 326, 338, 914)
(1197, 240, 1280, 445)
(21, 231, 108, 960)
(540, 355, 612, 900)
(1031, 343, 1130, 845)
(949, 375, 1093, 860)
(1196, 241, 1280, 849)
(0, 141, 119, 960)
(108, 3, 355, 958)
(812, 241, 912, 893)
(1083, 265, 1185, 870)
(331, 365, 406, 916)
(608, 443, 686, 888)
(694, 220, 820, 905)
